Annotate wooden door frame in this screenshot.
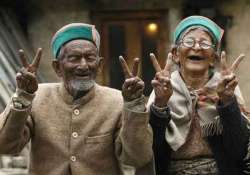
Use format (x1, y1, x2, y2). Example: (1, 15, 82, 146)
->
(91, 10, 168, 86)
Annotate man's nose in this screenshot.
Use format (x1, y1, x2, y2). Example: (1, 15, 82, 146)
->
(77, 57, 88, 68)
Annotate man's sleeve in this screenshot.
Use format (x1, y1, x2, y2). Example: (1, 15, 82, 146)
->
(0, 90, 34, 154)
(115, 96, 153, 168)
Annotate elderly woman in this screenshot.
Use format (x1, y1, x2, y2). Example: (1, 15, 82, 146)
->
(148, 16, 250, 175)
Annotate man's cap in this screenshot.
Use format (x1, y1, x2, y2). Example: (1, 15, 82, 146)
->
(51, 23, 100, 58)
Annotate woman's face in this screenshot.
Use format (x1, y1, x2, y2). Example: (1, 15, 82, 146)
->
(175, 28, 215, 76)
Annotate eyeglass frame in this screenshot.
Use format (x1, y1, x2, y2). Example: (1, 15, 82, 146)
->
(178, 37, 216, 50)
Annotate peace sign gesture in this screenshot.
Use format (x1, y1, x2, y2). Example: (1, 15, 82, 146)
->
(16, 48, 42, 94)
(119, 56, 145, 101)
(217, 51, 244, 104)
(150, 53, 173, 107)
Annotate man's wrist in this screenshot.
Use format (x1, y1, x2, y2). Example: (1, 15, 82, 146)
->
(11, 88, 35, 109)
(124, 95, 146, 112)
(12, 99, 29, 109)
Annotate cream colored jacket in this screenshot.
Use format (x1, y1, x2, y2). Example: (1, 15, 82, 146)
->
(0, 83, 153, 175)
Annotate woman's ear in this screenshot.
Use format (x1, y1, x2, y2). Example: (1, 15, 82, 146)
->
(171, 45, 180, 64)
(52, 60, 63, 77)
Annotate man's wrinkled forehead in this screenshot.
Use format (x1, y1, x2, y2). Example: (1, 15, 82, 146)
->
(62, 40, 98, 54)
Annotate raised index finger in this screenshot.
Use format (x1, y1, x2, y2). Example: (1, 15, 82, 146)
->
(31, 48, 42, 72)
(150, 53, 161, 72)
(18, 49, 29, 68)
(119, 56, 132, 78)
(231, 54, 244, 72)
(220, 51, 228, 71)
(163, 52, 173, 77)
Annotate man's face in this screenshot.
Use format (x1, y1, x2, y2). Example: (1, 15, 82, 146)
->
(53, 39, 100, 96)
(175, 29, 215, 76)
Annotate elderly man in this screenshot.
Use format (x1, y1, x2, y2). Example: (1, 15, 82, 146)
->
(0, 23, 153, 175)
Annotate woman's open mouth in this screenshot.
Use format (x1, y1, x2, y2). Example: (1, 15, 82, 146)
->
(187, 55, 205, 61)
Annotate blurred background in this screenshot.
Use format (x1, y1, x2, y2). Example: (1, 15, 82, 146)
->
(0, 0, 250, 174)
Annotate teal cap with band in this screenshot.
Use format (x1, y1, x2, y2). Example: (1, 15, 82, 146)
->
(173, 15, 224, 44)
(51, 23, 100, 59)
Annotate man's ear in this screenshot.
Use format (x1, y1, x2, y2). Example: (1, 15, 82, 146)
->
(52, 60, 63, 77)
(171, 45, 180, 64)
(97, 56, 104, 72)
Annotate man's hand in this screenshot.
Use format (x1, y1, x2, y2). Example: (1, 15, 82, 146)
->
(119, 56, 144, 101)
(217, 51, 244, 104)
(16, 48, 42, 94)
(150, 53, 173, 107)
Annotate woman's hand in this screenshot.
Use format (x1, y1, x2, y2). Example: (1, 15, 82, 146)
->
(150, 53, 173, 107)
(217, 51, 244, 104)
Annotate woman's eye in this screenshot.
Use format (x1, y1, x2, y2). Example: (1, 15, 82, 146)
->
(183, 40, 194, 46)
(202, 41, 211, 45)
(200, 41, 213, 49)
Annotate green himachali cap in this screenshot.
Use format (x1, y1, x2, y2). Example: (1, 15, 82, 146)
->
(51, 23, 100, 58)
(173, 15, 224, 44)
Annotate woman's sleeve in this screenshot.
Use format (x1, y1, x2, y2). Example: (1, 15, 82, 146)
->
(149, 104, 172, 175)
(217, 96, 250, 161)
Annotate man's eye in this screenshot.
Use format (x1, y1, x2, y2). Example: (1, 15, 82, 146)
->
(85, 55, 97, 62)
(67, 55, 80, 61)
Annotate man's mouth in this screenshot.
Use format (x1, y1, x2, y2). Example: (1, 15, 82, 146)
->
(187, 55, 205, 61)
(74, 72, 91, 79)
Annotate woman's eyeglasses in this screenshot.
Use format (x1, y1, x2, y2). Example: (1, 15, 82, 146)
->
(179, 38, 215, 50)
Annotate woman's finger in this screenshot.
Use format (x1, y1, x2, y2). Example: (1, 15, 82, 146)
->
(231, 54, 244, 72)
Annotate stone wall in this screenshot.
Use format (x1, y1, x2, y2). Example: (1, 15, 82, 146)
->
(27, 0, 91, 82)
(221, 0, 250, 108)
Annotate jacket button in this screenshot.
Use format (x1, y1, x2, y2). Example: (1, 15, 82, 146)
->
(72, 132, 78, 138)
(70, 156, 76, 162)
(73, 109, 80, 115)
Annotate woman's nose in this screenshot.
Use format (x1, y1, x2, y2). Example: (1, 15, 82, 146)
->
(193, 42, 202, 50)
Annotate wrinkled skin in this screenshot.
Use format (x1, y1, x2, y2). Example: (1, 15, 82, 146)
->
(119, 56, 145, 101)
(16, 48, 42, 94)
(150, 53, 173, 107)
(151, 28, 244, 107)
(52, 40, 101, 99)
(174, 29, 215, 82)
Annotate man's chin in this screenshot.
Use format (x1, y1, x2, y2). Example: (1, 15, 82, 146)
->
(67, 79, 95, 94)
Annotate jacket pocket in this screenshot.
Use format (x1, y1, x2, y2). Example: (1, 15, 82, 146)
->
(83, 133, 117, 171)
(85, 132, 113, 144)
